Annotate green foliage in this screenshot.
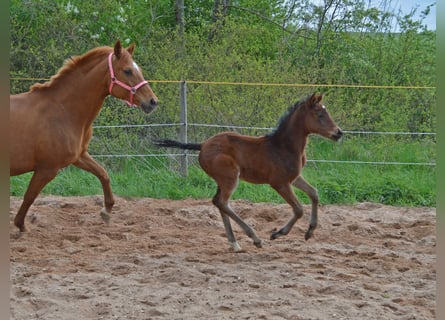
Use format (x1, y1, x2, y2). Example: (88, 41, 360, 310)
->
(10, 0, 436, 133)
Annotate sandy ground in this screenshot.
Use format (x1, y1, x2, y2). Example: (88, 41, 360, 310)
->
(10, 195, 435, 320)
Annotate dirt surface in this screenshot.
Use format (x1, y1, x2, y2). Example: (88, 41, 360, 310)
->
(10, 195, 436, 320)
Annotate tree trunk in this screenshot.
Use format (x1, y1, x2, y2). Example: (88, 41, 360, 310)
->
(208, 0, 230, 41)
(176, 0, 185, 35)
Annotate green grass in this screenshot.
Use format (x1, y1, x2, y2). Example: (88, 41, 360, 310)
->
(10, 137, 436, 207)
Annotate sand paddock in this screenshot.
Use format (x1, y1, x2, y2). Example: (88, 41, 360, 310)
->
(10, 196, 435, 319)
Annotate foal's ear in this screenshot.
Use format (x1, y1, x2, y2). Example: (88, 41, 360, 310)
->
(309, 92, 323, 104)
(127, 43, 135, 55)
(114, 40, 123, 59)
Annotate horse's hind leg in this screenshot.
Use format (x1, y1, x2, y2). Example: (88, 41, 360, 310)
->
(212, 188, 241, 252)
(293, 176, 319, 240)
(270, 183, 304, 240)
(73, 152, 114, 224)
(220, 212, 242, 252)
(203, 153, 261, 250)
(212, 182, 262, 251)
(14, 168, 59, 232)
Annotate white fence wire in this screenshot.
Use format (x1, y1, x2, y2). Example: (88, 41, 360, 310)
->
(91, 123, 436, 167)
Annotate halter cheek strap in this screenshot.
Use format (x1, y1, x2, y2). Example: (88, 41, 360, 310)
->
(108, 52, 148, 107)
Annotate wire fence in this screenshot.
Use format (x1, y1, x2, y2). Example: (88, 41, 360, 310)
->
(11, 78, 436, 173)
(90, 123, 436, 167)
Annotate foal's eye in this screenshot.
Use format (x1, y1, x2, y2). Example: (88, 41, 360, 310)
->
(123, 69, 133, 76)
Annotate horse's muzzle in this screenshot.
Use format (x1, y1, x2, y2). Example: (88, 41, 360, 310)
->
(141, 98, 158, 114)
(332, 128, 343, 141)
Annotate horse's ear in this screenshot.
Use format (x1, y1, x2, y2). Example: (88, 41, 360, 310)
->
(114, 40, 123, 59)
(127, 43, 135, 55)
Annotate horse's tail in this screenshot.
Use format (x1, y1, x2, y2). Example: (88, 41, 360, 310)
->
(153, 138, 202, 151)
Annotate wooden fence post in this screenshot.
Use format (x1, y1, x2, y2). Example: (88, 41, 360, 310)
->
(179, 80, 188, 176)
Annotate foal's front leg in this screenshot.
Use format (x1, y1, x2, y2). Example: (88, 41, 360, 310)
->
(292, 176, 319, 240)
(73, 152, 115, 224)
(270, 183, 304, 240)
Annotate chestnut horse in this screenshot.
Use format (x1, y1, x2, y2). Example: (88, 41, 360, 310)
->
(155, 93, 342, 251)
(10, 40, 158, 232)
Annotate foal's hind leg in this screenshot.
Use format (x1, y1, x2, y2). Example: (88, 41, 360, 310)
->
(293, 176, 319, 240)
(73, 152, 114, 224)
(213, 188, 242, 252)
(213, 187, 262, 251)
(270, 183, 304, 240)
(14, 168, 59, 232)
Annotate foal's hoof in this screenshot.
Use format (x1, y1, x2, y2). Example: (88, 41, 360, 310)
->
(100, 208, 111, 224)
(254, 240, 263, 248)
(305, 225, 316, 240)
(270, 229, 283, 240)
(231, 241, 242, 252)
(304, 230, 314, 240)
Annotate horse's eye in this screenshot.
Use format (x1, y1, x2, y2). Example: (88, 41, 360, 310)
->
(124, 69, 133, 76)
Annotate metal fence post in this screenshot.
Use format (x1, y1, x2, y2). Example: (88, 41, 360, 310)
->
(179, 80, 188, 176)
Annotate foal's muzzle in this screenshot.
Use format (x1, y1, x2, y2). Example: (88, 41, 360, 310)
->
(332, 128, 343, 141)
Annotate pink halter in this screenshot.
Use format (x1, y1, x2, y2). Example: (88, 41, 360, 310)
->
(108, 52, 148, 107)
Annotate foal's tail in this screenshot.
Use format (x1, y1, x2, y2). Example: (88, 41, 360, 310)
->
(153, 138, 202, 151)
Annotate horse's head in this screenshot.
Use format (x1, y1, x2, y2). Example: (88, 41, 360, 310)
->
(108, 40, 158, 114)
(303, 93, 343, 141)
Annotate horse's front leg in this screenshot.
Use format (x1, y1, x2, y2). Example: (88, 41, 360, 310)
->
(292, 175, 319, 240)
(270, 182, 304, 240)
(73, 152, 114, 224)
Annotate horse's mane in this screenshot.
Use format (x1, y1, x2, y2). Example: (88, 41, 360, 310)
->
(30, 46, 112, 91)
(266, 95, 308, 138)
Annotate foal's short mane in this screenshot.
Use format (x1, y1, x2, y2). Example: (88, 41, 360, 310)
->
(266, 95, 308, 138)
(30, 46, 112, 91)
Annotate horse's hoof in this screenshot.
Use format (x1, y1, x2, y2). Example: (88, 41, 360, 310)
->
(100, 208, 111, 224)
(270, 230, 282, 240)
(254, 240, 263, 248)
(305, 226, 316, 240)
(231, 241, 242, 252)
(14, 220, 27, 232)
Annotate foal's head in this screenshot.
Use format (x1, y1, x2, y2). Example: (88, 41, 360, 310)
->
(301, 93, 343, 141)
(108, 40, 158, 113)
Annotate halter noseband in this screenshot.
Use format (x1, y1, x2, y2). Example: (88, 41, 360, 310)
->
(108, 52, 148, 107)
